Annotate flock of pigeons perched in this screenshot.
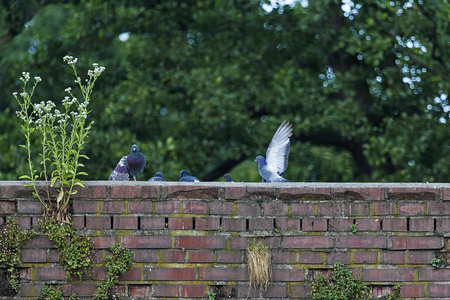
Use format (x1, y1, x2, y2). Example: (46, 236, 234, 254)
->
(108, 120, 293, 183)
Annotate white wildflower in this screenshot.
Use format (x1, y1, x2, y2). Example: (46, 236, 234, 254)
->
(34, 76, 42, 82)
(65, 87, 72, 92)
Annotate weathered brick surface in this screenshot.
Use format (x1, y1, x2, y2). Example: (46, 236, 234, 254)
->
(2, 182, 449, 299)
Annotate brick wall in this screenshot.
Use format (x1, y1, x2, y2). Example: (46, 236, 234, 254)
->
(0, 181, 449, 299)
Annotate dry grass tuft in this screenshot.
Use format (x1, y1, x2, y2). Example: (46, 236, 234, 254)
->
(247, 238, 272, 294)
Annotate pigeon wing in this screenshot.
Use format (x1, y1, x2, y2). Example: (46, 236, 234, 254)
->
(265, 120, 292, 174)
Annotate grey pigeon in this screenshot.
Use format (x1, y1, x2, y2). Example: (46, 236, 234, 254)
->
(109, 156, 129, 181)
(126, 144, 146, 181)
(223, 173, 233, 182)
(148, 172, 166, 182)
(179, 170, 200, 182)
(255, 120, 292, 182)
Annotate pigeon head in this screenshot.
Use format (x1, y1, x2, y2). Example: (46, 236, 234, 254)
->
(131, 144, 139, 154)
(255, 155, 266, 168)
(223, 173, 233, 182)
(180, 170, 190, 178)
(155, 172, 163, 177)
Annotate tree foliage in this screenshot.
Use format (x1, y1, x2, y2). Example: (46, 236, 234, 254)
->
(0, 0, 448, 182)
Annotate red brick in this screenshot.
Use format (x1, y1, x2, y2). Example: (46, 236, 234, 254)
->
(36, 266, 67, 280)
(199, 267, 248, 280)
(128, 201, 153, 213)
(291, 203, 315, 216)
(73, 185, 106, 199)
(390, 236, 442, 250)
(290, 284, 310, 298)
(246, 186, 276, 200)
(153, 284, 180, 297)
(100, 201, 124, 213)
(134, 249, 158, 262)
(353, 251, 378, 264)
(155, 201, 180, 213)
(418, 268, 450, 281)
(400, 284, 425, 298)
(272, 268, 305, 282)
(298, 251, 326, 264)
(272, 251, 297, 264)
(230, 237, 248, 249)
(195, 217, 220, 231)
(175, 236, 225, 249)
(236, 202, 263, 216)
(18, 283, 44, 297)
(71, 284, 97, 296)
(167, 185, 218, 199)
(302, 218, 327, 231)
(110, 185, 142, 199)
(23, 235, 53, 248)
(209, 201, 234, 215)
(437, 219, 450, 232)
(382, 218, 407, 231)
(371, 286, 394, 298)
(182, 285, 206, 297)
(122, 235, 171, 248)
(264, 202, 288, 216)
(327, 251, 351, 264)
(343, 203, 369, 216)
(329, 218, 354, 231)
(19, 268, 32, 280)
(225, 186, 246, 199)
(22, 249, 47, 262)
(168, 217, 193, 230)
(86, 216, 111, 229)
(278, 187, 331, 200)
(17, 216, 31, 229)
(317, 202, 342, 216)
(266, 236, 282, 249)
(216, 250, 243, 263)
(17, 200, 42, 213)
(363, 268, 414, 281)
(113, 216, 138, 229)
(129, 285, 152, 298)
(188, 250, 214, 262)
(427, 202, 450, 215)
(336, 236, 387, 249)
(276, 218, 300, 231)
(91, 236, 117, 249)
(118, 267, 142, 281)
(443, 188, 450, 201)
(372, 202, 396, 215)
(72, 216, 84, 229)
(0, 201, 15, 214)
(409, 218, 434, 231)
(249, 218, 274, 230)
(91, 250, 104, 264)
(161, 250, 186, 263)
(91, 266, 107, 280)
(145, 268, 196, 281)
(355, 218, 381, 231)
(407, 251, 434, 264)
(399, 203, 424, 216)
(381, 251, 405, 264)
(141, 185, 162, 199)
(222, 218, 246, 231)
(183, 201, 207, 214)
(428, 284, 450, 297)
(238, 284, 287, 298)
(388, 187, 437, 200)
(283, 236, 333, 249)
(333, 188, 384, 201)
(140, 216, 165, 230)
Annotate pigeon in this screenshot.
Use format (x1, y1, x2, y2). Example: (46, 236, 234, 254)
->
(109, 156, 130, 181)
(179, 170, 200, 182)
(223, 173, 233, 182)
(255, 120, 292, 182)
(126, 144, 146, 181)
(148, 172, 166, 182)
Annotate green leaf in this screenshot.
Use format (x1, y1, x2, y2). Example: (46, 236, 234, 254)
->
(19, 175, 32, 180)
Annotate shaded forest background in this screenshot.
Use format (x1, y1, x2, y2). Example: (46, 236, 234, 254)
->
(0, 0, 448, 182)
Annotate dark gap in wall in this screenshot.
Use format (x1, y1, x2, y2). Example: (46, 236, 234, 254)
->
(406, 217, 410, 231)
(380, 219, 383, 230)
(434, 218, 437, 232)
(246, 219, 249, 231)
(110, 216, 114, 229)
(326, 219, 330, 231)
(219, 217, 222, 227)
(193, 218, 196, 230)
(83, 216, 86, 228)
(273, 218, 277, 230)
(353, 219, 357, 224)
(300, 218, 302, 231)
(30, 216, 33, 228)
(137, 216, 141, 230)
(165, 217, 169, 229)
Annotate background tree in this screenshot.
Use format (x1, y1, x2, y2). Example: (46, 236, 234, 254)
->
(0, 0, 448, 182)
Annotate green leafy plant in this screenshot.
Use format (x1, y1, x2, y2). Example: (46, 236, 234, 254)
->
(383, 284, 403, 300)
(431, 257, 442, 268)
(309, 262, 369, 300)
(0, 217, 36, 292)
(350, 222, 358, 235)
(14, 56, 104, 224)
(217, 225, 223, 233)
(207, 290, 216, 300)
(39, 285, 77, 300)
(40, 219, 94, 281)
(247, 238, 272, 295)
(93, 243, 134, 300)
